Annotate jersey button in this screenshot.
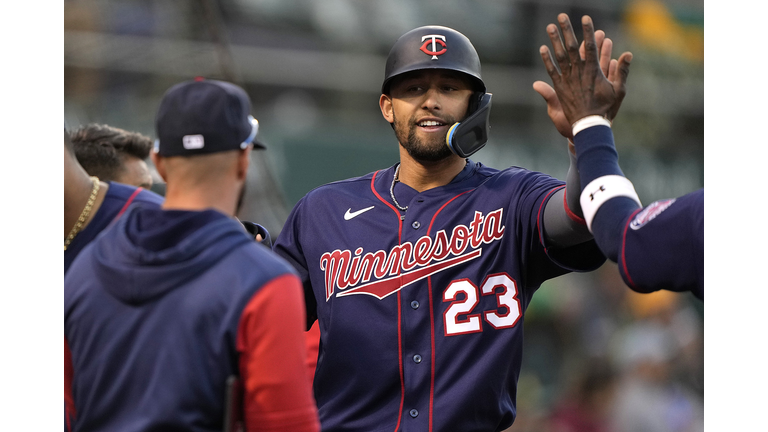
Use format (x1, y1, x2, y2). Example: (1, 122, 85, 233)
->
(413, 354, 422, 363)
(410, 300, 419, 309)
(409, 409, 419, 418)
(412, 221, 421, 229)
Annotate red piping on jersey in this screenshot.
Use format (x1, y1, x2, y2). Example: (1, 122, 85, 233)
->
(536, 185, 565, 249)
(370, 170, 405, 432)
(115, 187, 143, 219)
(620, 208, 643, 289)
(426, 189, 473, 432)
(427, 276, 436, 432)
(563, 190, 586, 225)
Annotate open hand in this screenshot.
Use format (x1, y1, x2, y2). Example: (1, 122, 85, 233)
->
(533, 14, 632, 136)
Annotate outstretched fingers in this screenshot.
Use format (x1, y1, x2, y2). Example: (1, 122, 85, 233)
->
(600, 37, 613, 78)
(606, 52, 633, 120)
(532, 80, 557, 102)
(613, 52, 633, 96)
(558, 13, 581, 69)
(580, 30, 605, 61)
(580, 16, 599, 74)
(617, 52, 633, 81)
(539, 45, 562, 85)
(546, 23, 570, 76)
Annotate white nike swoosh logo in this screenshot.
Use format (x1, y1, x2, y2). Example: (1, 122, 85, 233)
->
(344, 206, 375, 220)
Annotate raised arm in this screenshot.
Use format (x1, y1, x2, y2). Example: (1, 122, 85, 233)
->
(538, 14, 703, 300)
(538, 13, 638, 250)
(536, 16, 631, 248)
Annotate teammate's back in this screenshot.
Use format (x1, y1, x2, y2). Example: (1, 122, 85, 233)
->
(64, 78, 319, 432)
(65, 206, 314, 431)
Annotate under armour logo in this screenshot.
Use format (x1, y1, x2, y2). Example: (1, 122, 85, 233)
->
(420, 35, 447, 60)
(589, 185, 606, 201)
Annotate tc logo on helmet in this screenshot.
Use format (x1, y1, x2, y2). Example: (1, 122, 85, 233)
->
(420, 35, 447, 60)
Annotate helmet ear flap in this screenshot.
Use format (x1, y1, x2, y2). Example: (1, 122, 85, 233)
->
(445, 93, 493, 158)
(467, 91, 483, 116)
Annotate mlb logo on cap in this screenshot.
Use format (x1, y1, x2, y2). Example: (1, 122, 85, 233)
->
(154, 78, 265, 156)
(182, 135, 205, 150)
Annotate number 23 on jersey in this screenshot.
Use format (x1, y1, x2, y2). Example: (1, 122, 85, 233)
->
(443, 273, 521, 336)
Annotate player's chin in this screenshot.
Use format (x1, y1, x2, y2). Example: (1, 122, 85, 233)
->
(402, 140, 453, 162)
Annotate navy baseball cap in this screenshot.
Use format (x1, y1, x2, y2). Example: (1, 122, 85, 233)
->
(154, 78, 265, 156)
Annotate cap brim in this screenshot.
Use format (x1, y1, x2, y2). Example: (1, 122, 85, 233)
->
(251, 137, 266, 149)
(241, 116, 266, 150)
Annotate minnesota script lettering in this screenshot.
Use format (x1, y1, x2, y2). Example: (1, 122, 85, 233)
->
(320, 209, 506, 300)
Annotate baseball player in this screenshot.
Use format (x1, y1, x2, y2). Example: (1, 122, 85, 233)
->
(64, 79, 319, 432)
(64, 127, 164, 430)
(273, 25, 630, 431)
(537, 14, 703, 300)
(64, 127, 163, 273)
(70, 123, 155, 189)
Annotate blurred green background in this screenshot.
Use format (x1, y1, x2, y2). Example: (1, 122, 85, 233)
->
(65, 1, 704, 430)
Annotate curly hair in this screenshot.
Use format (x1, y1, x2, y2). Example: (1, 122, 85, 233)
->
(70, 124, 153, 182)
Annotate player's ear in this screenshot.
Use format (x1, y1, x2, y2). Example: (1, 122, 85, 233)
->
(151, 152, 168, 182)
(236, 146, 251, 181)
(380, 94, 394, 124)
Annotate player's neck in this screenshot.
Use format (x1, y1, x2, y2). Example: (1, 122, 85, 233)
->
(162, 181, 240, 217)
(397, 150, 467, 193)
(64, 155, 109, 237)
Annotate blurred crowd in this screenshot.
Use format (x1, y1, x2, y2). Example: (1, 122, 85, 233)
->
(511, 264, 703, 432)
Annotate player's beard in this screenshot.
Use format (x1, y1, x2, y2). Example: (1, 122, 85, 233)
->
(392, 110, 455, 162)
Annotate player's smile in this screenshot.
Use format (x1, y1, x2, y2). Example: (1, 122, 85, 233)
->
(416, 116, 450, 133)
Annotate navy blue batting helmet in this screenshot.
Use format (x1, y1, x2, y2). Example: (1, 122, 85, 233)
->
(382, 25, 486, 95)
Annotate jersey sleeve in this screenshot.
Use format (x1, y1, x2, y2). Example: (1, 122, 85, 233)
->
(512, 172, 605, 287)
(618, 189, 704, 300)
(236, 273, 320, 432)
(272, 197, 318, 328)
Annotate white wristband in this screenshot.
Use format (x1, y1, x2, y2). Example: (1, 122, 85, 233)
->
(572, 115, 612, 136)
(580, 175, 642, 233)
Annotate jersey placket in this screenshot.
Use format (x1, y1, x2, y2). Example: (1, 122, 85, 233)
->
(397, 194, 434, 432)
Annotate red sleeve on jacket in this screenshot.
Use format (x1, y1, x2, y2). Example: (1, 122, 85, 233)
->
(65, 337, 75, 431)
(236, 274, 320, 432)
(305, 321, 321, 387)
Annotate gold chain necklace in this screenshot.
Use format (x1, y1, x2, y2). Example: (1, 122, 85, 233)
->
(64, 176, 100, 251)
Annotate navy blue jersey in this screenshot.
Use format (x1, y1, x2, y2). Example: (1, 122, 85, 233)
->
(618, 189, 704, 300)
(274, 160, 604, 432)
(65, 208, 319, 432)
(64, 182, 164, 274)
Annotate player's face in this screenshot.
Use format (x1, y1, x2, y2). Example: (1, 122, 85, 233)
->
(383, 70, 474, 162)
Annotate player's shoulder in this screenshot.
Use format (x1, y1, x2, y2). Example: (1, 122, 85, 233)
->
(474, 162, 561, 187)
(105, 182, 164, 206)
(237, 239, 300, 280)
(679, 188, 704, 207)
(229, 243, 301, 298)
(298, 169, 380, 204)
(309, 170, 377, 193)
